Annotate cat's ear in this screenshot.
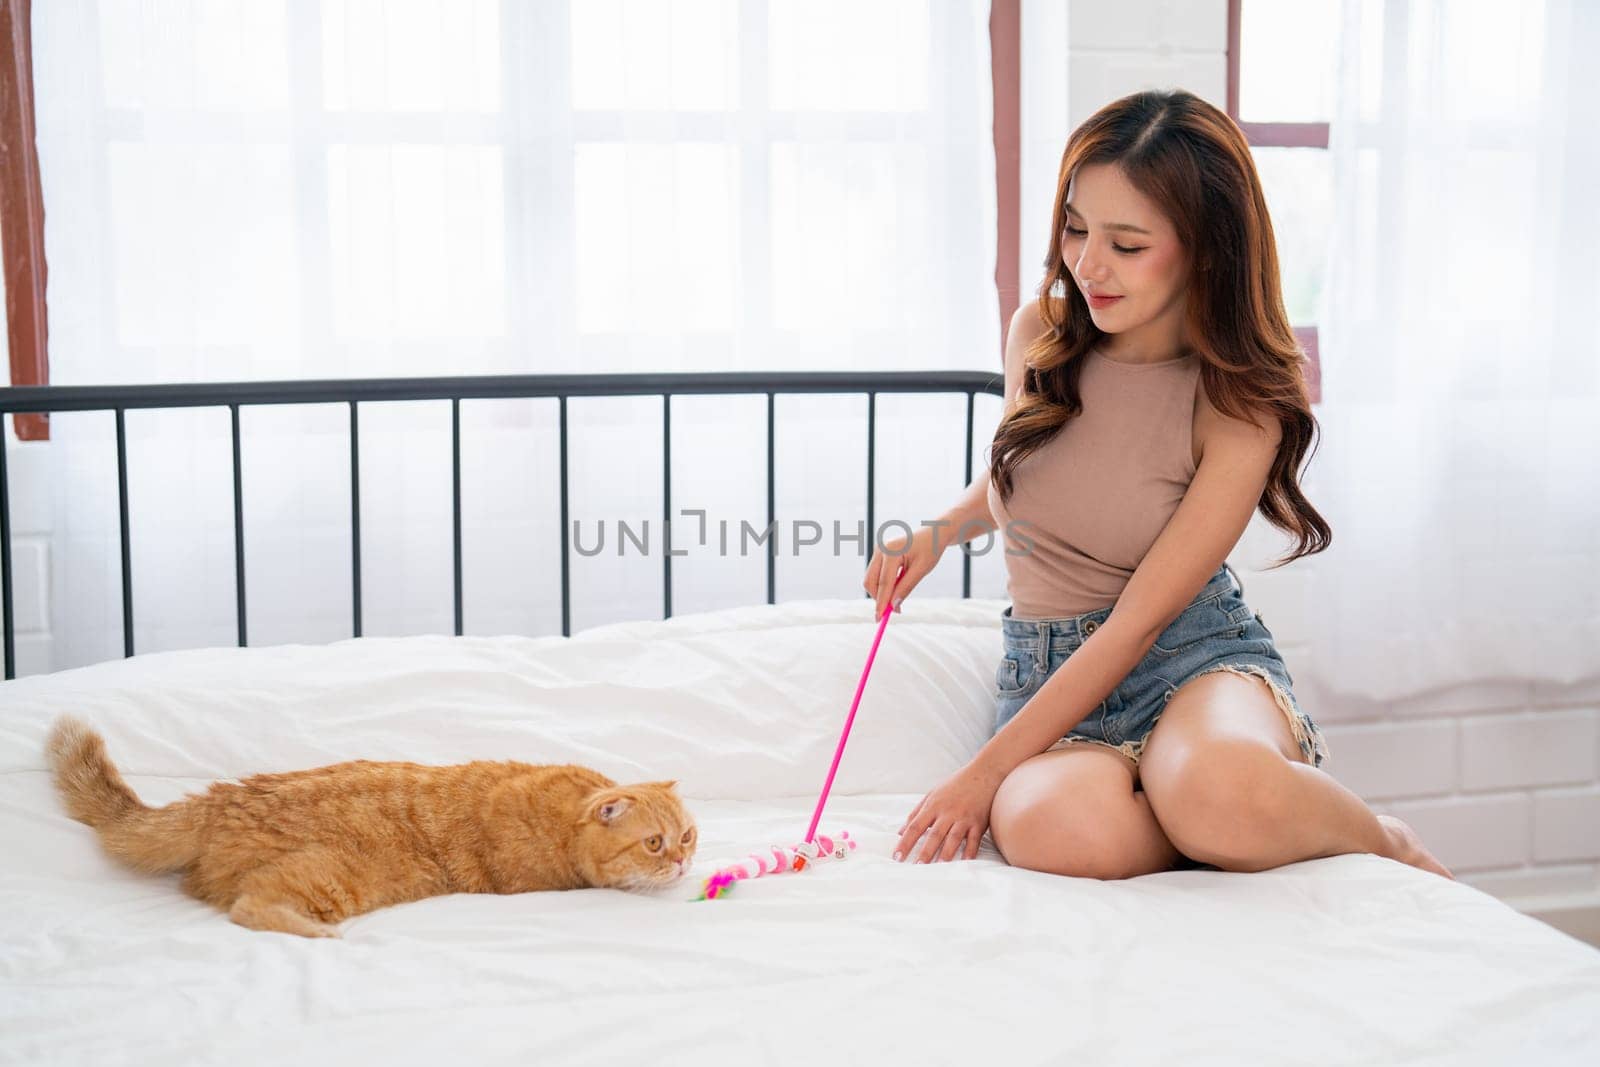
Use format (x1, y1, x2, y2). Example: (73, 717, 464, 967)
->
(647, 780, 680, 792)
(586, 789, 632, 825)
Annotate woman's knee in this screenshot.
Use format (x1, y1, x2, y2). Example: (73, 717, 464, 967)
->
(995, 814, 1146, 879)
(989, 758, 1151, 880)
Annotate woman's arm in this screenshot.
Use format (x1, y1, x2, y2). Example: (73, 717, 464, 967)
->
(927, 474, 997, 552)
(929, 299, 1045, 552)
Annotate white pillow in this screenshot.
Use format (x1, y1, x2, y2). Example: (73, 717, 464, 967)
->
(0, 597, 1009, 801)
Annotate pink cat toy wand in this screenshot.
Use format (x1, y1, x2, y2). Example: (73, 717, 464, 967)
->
(802, 560, 904, 844)
(695, 562, 906, 901)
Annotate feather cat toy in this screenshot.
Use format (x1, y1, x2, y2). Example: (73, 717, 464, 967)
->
(694, 563, 904, 901)
(692, 833, 857, 901)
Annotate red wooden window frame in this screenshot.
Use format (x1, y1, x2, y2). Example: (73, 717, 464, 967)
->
(0, 0, 48, 439)
(991, 0, 1021, 357)
(1227, 0, 1324, 405)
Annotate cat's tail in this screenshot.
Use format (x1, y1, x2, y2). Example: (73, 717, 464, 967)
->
(46, 715, 201, 873)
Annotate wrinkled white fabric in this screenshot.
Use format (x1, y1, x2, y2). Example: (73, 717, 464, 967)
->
(2, 597, 1597, 1065)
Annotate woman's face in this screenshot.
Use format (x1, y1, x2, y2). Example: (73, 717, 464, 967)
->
(1059, 162, 1192, 345)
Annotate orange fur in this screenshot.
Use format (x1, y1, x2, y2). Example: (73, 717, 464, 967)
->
(45, 715, 697, 938)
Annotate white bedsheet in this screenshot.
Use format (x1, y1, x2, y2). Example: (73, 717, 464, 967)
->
(2, 597, 1597, 1066)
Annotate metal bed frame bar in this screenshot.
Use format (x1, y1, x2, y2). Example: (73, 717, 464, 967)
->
(0, 371, 1004, 681)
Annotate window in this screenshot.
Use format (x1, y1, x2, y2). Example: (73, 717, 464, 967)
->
(1227, 0, 1340, 404)
(5, 2, 999, 413)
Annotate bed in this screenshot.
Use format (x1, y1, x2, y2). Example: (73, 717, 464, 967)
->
(2, 593, 1599, 1066)
(3, 373, 1599, 1065)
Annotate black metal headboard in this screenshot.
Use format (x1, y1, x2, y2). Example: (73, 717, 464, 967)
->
(0, 371, 1005, 680)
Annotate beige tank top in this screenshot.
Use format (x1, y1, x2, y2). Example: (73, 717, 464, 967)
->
(985, 347, 1206, 619)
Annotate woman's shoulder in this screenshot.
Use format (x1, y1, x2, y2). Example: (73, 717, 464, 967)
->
(1004, 299, 1050, 404)
(1191, 372, 1284, 468)
(1009, 297, 1046, 341)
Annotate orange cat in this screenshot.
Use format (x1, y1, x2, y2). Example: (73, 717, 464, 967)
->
(46, 715, 697, 938)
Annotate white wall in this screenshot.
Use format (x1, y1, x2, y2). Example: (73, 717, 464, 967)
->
(4, 0, 1596, 932)
(0, 436, 51, 677)
(1018, 0, 1599, 932)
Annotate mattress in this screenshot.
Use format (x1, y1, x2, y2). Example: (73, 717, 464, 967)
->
(2, 596, 1597, 1066)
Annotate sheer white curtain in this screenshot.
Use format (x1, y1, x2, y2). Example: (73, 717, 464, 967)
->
(31, 0, 1003, 675)
(1305, 0, 1600, 700)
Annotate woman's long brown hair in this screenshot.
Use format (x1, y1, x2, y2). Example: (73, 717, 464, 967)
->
(989, 88, 1330, 567)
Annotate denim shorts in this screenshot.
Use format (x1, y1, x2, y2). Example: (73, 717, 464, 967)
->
(994, 563, 1330, 773)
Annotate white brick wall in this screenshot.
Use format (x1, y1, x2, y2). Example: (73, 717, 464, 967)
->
(1, 439, 54, 677)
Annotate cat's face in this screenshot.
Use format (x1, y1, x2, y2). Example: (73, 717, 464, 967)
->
(584, 781, 698, 891)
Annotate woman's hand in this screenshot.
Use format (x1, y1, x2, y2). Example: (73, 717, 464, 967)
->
(863, 525, 949, 622)
(893, 760, 1007, 864)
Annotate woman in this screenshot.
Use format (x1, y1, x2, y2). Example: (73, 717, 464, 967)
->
(862, 89, 1452, 882)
